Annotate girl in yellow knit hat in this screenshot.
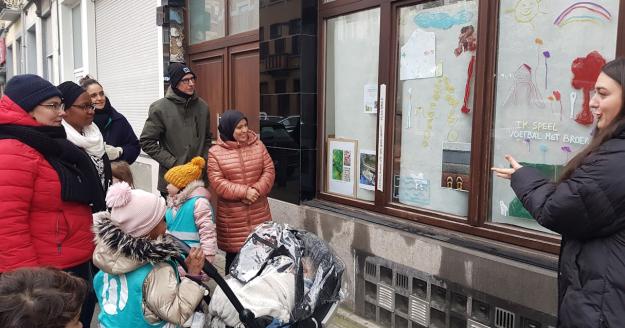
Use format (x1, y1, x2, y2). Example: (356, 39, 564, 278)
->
(164, 156, 216, 263)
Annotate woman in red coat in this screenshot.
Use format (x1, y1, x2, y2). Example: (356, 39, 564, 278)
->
(208, 110, 275, 271)
(0, 74, 104, 327)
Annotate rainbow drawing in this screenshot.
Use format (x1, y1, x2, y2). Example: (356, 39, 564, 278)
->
(553, 2, 611, 27)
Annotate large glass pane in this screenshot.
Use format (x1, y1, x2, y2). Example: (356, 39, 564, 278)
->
(26, 25, 36, 74)
(392, 0, 479, 217)
(229, 0, 259, 35)
(189, 0, 225, 44)
(72, 4, 82, 69)
(42, 16, 51, 80)
(491, 0, 621, 232)
(324, 9, 380, 201)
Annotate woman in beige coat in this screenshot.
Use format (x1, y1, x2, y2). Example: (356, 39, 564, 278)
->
(208, 110, 275, 272)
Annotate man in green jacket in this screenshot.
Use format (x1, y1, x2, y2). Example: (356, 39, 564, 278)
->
(140, 62, 211, 195)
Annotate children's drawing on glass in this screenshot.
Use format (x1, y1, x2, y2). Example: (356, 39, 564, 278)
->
(543, 51, 551, 90)
(571, 51, 605, 125)
(504, 64, 545, 109)
(505, 0, 547, 28)
(553, 2, 612, 27)
(413, 9, 473, 30)
(454, 25, 477, 114)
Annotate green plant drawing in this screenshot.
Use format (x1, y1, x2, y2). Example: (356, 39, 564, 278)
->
(332, 149, 344, 180)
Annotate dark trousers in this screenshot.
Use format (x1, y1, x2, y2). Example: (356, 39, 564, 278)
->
(225, 252, 239, 275)
(65, 260, 97, 328)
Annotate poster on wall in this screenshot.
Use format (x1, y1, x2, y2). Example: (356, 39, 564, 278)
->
(363, 84, 378, 114)
(359, 149, 376, 190)
(327, 138, 358, 197)
(399, 29, 436, 80)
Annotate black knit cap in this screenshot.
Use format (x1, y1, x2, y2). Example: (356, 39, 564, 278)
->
(57, 81, 86, 108)
(168, 62, 196, 89)
(4, 74, 63, 112)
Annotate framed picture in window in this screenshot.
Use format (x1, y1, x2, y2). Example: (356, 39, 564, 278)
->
(327, 138, 358, 197)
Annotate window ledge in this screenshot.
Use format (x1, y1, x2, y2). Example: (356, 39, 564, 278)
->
(302, 199, 559, 271)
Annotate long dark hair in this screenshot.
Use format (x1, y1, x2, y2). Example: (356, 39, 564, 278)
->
(0, 267, 87, 328)
(559, 57, 625, 182)
(78, 74, 102, 89)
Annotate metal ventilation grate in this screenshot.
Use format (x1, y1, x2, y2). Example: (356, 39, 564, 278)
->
(468, 319, 491, 328)
(395, 272, 409, 290)
(365, 261, 376, 278)
(409, 296, 429, 326)
(495, 307, 515, 328)
(378, 284, 395, 311)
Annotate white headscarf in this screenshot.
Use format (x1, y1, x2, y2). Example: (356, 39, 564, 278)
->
(62, 120, 106, 158)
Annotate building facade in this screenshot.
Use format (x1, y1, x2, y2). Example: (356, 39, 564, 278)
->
(1, 1, 624, 327)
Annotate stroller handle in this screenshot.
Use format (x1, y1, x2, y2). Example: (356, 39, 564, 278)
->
(167, 234, 259, 328)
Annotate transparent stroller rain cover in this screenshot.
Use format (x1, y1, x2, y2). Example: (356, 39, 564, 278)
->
(229, 222, 345, 322)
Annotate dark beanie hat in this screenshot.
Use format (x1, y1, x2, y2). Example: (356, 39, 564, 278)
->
(168, 62, 195, 89)
(218, 110, 247, 142)
(4, 74, 63, 112)
(57, 81, 86, 108)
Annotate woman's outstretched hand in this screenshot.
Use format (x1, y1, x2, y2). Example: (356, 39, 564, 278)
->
(491, 155, 523, 180)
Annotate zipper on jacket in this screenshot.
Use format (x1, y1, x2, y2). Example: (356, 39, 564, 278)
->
(236, 147, 252, 228)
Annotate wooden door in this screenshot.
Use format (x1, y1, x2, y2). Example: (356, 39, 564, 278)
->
(190, 41, 259, 140)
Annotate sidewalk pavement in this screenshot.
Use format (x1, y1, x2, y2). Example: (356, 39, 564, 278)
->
(92, 251, 378, 328)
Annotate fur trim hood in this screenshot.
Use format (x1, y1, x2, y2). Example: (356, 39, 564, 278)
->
(92, 211, 181, 274)
(167, 180, 208, 208)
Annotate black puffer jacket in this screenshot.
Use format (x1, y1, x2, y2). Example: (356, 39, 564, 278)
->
(511, 132, 625, 328)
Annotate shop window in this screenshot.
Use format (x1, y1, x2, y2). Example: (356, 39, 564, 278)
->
(189, 0, 225, 44)
(6, 45, 13, 79)
(71, 4, 82, 69)
(15, 37, 21, 74)
(392, 1, 478, 216)
(229, 0, 259, 35)
(324, 9, 380, 201)
(490, 0, 621, 232)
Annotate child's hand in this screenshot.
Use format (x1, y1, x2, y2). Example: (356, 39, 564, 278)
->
(185, 247, 205, 275)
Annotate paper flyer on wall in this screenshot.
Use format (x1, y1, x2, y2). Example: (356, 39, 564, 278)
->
(399, 29, 436, 80)
(363, 84, 378, 114)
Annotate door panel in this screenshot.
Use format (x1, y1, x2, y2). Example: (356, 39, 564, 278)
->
(190, 50, 225, 141)
(229, 43, 260, 132)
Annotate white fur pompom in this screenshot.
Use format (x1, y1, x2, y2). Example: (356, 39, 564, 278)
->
(106, 182, 132, 208)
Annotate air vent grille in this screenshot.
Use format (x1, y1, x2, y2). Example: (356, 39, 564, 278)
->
(409, 296, 429, 326)
(495, 307, 515, 328)
(378, 284, 394, 311)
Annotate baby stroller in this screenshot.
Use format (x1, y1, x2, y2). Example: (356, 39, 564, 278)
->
(170, 222, 345, 328)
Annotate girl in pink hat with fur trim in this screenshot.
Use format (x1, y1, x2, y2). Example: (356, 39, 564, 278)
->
(92, 182, 207, 327)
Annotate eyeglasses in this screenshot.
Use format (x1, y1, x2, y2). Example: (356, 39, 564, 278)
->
(179, 77, 196, 85)
(71, 104, 96, 112)
(39, 102, 66, 112)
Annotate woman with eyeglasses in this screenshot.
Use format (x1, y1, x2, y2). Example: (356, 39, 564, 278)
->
(0, 75, 106, 327)
(58, 81, 112, 191)
(79, 75, 140, 164)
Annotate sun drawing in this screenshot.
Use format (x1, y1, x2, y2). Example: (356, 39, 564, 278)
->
(506, 0, 546, 26)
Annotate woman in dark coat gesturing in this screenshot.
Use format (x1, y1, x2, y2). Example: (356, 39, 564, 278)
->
(493, 58, 625, 327)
